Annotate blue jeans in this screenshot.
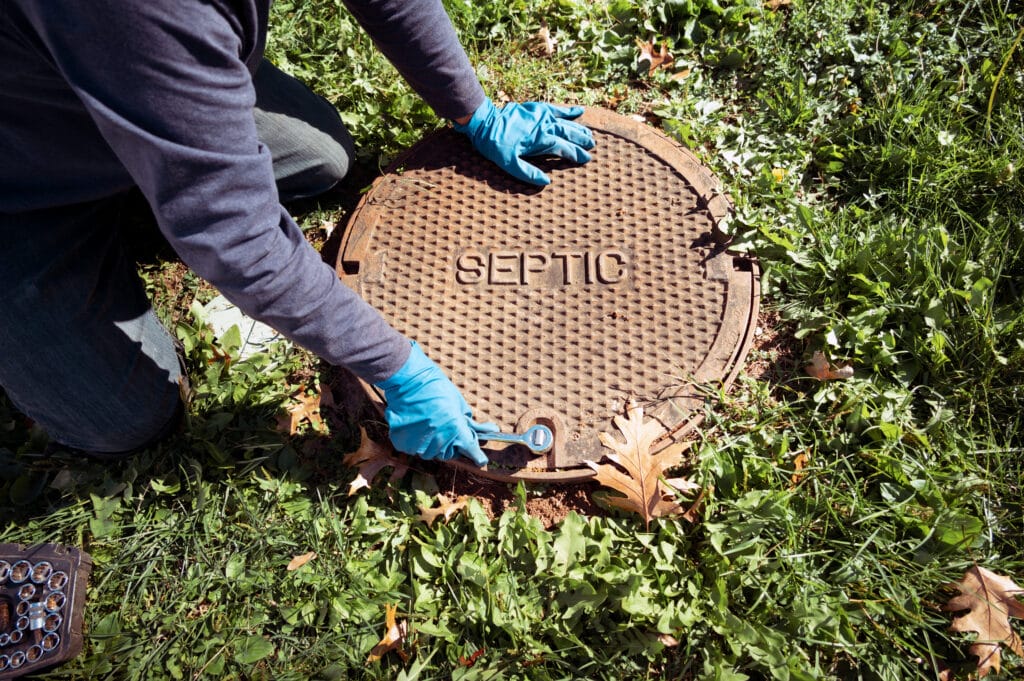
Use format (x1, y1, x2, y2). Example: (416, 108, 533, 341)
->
(0, 60, 354, 453)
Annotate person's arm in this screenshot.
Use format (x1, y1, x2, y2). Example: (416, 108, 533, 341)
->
(340, 0, 485, 120)
(22, 0, 495, 465)
(343, 0, 595, 185)
(19, 1, 411, 384)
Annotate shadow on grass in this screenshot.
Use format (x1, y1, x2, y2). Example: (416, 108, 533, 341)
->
(0, 372, 370, 529)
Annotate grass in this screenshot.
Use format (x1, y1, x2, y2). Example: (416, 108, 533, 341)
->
(2, 0, 1023, 678)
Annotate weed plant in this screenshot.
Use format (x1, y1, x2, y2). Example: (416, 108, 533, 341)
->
(2, 0, 1022, 679)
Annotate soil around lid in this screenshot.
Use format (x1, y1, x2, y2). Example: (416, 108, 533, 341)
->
(431, 464, 609, 529)
(322, 364, 611, 529)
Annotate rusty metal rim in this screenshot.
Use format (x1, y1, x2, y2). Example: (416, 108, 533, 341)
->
(337, 108, 760, 483)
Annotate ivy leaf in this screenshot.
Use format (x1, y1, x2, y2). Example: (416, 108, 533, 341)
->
(343, 427, 410, 496)
(584, 401, 696, 529)
(366, 603, 408, 663)
(943, 565, 1024, 678)
(417, 494, 469, 527)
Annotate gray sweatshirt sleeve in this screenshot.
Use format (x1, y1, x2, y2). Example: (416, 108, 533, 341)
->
(342, 0, 487, 120)
(16, 0, 411, 383)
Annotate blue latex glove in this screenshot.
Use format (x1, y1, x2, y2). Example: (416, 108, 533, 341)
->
(454, 98, 595, 186)
(374, 341, 498, 466)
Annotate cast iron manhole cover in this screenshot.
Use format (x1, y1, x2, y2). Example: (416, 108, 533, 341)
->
(336, 107, 758, 482)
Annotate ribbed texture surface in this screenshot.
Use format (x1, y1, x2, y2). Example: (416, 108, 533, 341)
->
(345, 110, 751, 470)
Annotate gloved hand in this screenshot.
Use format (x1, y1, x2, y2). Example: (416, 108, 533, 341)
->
(454, 98, 595, 186)
(374, 341, 498, 466)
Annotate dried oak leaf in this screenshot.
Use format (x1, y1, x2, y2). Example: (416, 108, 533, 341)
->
(278, 386, 325, 435)
(791, 451, 809, 486)
(418, 494, 470, 527)
(765, 0, 792, 10)
(943, 565, 1024, 678)
(805, 350, 854, 380)
(527, 21, 556, 57)
(286, 551, 316, 571)
(459, 648, 485, 667)
(366, 603, 408, 663)
(636, 38, 674, 75)
(343, 427, 410, 496)
(584, 401, 695, 529)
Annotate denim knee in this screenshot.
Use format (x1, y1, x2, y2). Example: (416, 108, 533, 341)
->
(253, 60, 356, 201)
(0, 202, 184, 454)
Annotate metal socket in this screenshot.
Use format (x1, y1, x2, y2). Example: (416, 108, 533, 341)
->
(45, 591, 66, 612)
(43, 613, 62, 633)
(41, 632, 60, 651)
(30, 561, 53, 584)
(47, 571, 68, 591)
(9, 561, 30, 584)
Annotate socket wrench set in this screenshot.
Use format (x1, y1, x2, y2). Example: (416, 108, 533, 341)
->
(0, 544, 91, 679)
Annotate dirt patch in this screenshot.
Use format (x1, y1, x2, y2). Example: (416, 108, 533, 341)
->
(432, 464, 608, 529)
(746, 307, 802, 388)
(321, 364, 610, 529)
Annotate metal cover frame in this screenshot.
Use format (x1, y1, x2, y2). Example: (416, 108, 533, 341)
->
(336, 107, 759, 482)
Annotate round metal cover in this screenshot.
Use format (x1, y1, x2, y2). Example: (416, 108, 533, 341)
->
(337, 107, 758, 482)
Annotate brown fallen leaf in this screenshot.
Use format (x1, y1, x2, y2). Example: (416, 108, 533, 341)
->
(366, 603, 408, 663)
(286, 551, 316, 571)
(791, 452, 808, 486)
(585, 401, 696, 529)
(636, 39, 674, 76)
(418, 494, 470, 527)
(679, 486, 708, 524)
(459, 647, 485, 667)
(765, 0, 792, 10)
(943, 565, 1024, 678)
(527, 20, 556, 57)
(664, 475, 701, 494)
(670, 67, 692, 82)
(278, 387, 325, 435)
(658, 634, 680, 647)
(805, 350, 854, 380)
(343, 427, 410, 496)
